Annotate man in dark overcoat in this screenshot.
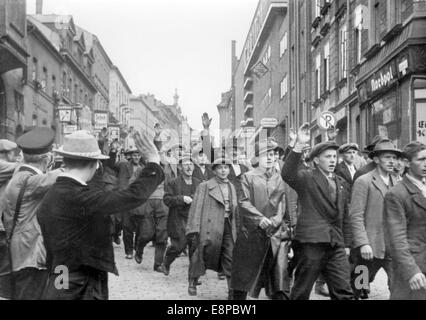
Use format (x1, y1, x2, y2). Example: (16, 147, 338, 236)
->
(37, 131, 163, 300)
(281, 123, 353, 300)
(384, 141, 426, 300)
(116, 147, 142, 259)
(161, 154, 201, 275)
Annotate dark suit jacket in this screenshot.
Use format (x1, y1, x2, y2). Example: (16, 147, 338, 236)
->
(192, 164, 214, 182)
(163, 175, 201, 238)
(384, 176, 426, 299)
(37, 163, 164, 275)
(335, 162, 356, 185)
(281, 151, 351, 247)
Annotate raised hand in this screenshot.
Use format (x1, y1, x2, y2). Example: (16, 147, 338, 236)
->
(296, 122, 311, 145)
(202, 113, 212, 130)
(288, 128, 297, 148)
(327, 125, 340, 141)
(154, 123, 162, 138)
(132, 131, 160, 164)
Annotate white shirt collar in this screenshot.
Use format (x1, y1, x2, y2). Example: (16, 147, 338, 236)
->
(21, 164, 43, 175)
(59, 172, 88, 186)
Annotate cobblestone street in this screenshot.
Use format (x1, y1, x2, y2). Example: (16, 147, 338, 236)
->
(109, 242, 390, 300)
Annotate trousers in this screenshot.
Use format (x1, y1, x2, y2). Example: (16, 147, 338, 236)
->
(290, 242, 354, 300)
(135, 199, 168, 267)
(42, 266, 108, 300)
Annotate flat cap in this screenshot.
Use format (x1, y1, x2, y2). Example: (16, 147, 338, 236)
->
(256, 140, 279, 156)
(339, 143, 359, 154)
(308, 141, 339, 161)
(179, 153, 193, 164)
(17, 127, 55, 155)
(0, 139, 18, 152)
(402, 141, 426, 161)
(211, 158, 232, 170)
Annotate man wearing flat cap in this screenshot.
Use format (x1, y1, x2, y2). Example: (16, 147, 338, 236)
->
(37, 130, 164, 300)
(161, 154, 201, 276)
(3, 127, 64, 300)
(335, 143, 360, 185)
(384, 142, 426, 299)
(281, 123, 353, 300)
(116, 146, 142, 259)
(0, 139, 19, 299)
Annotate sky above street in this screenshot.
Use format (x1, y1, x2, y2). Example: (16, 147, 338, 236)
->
(26, 0, 259, 132)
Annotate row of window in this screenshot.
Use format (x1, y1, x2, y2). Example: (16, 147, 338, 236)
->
(31, 57, 92, 107)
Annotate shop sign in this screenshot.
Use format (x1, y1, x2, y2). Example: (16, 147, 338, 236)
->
(94, 112, 108, 130)
(369, 62, 397, 94)
(63, 125, 77, 135)
(416, 102, 426, 144)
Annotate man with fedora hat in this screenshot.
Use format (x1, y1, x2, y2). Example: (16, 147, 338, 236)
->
(161, 153, 201, 276)
(37, 130, 163, 300)
(384, 142, 426, 299)
(282, 123, 353, 300)
(335, 143, 360, 185)
(3, 127, 64, 300)
(0, 139, 19, 299)
(349, 139, 401, 299)
(117, 146, 142, 259)
(353, 135, 388, 182)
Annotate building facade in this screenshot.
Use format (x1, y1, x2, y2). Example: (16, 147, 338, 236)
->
(222, 0, 426, 151)
(0, 0, 28, 140)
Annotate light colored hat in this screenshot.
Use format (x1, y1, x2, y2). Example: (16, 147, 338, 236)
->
(0, 139, 17, 152)
(211, 158, 232, 170)
(124, 146, 139, 155)
(54, 130, 109, 160)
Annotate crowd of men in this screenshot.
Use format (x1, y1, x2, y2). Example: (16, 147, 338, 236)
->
(1, 118, 426, 300)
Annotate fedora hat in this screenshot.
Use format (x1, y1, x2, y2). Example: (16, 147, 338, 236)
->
(256, 140, 279, 156)
(124, 146, 139, 155)
(369, 140, 403, 159)
(54, 130, 109, 160)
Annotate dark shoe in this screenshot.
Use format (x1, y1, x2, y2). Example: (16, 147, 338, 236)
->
(154, 265, 164, 273)
(113, 236, 121, 245)
(188, 280, 197, 296)
(125, 253, 133, 259)
(360, 289, 369, 300)
(315, 282, 330, 297)
(218, 272, 226, 280)
(134, 253, 142, 264)
(161, 263, 170, 276)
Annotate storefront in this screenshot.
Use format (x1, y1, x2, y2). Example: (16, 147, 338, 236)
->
(357, 45, 426, 148)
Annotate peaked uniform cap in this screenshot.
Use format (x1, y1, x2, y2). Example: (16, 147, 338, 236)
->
(16, 127, 55, 155)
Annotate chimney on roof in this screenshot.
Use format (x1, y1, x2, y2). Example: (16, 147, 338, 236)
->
(36, 0, 43, 14)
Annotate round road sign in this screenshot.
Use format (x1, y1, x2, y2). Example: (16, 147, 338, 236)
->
(318, 111, 336, 130)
